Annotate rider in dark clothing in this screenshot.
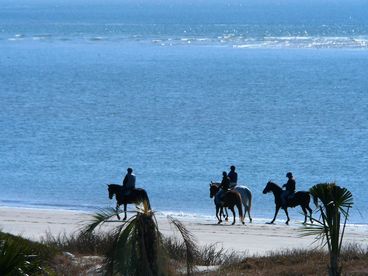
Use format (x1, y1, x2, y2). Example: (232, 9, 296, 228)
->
(228, 165, 238, 188)
(122, 167, 136, 196)
(283, 173, 296, 192)
(219, 171, 230, 191)
(281, 172, 296, 209)
(215, 171, 230, 205)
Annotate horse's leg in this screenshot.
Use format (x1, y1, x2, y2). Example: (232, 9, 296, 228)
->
(246, 204, 252, 223)
(123, 204, 127, 221)
(243, 204, 247, 223)
(268, 205, 280, 224)
(284, 207, 290, 225)
(229, 207, 236, 225)
(307, 205, 313, 223)
(216, 206, 222, 224)
(248, 207, 252, 223)
(244, 190, 252, 223)
(219, 207, 223, 221)
(224, 207, 229, 221)
(116, 203, 121, 220)
(301, 206, 307, 224)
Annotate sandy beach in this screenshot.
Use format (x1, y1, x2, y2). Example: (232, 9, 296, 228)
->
(1, 206, 367, 256)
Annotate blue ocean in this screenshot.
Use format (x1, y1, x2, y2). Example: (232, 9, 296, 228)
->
(1, 0, 367, 223)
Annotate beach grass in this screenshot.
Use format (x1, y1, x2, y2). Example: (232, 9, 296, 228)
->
(210, 244, 368, 275)
(1, 228, 367, 275)
(37, 230, 368, 275)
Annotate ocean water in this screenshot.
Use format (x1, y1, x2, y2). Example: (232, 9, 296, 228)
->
(1, 0, 368, 223)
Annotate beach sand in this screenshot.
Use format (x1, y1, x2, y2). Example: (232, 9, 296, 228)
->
(1, 207, 367, 256)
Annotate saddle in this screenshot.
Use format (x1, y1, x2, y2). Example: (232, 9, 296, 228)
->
(122, 187, 136, 196)
(284, 191, 296, 207)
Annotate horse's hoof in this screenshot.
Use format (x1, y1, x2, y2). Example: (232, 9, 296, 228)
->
(285, 221, 289, 225)
(250, 219, 253, 223)
(242, 221, 245, 225)
(232, 222, 235, 225)
(225, 218, 229, 222)
(116, 215, 121, 220)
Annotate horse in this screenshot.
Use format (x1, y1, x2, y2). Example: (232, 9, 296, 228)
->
(262, 181, 313, 225)
(108, 184, 151, 220)
(209, 183, 244, 225)
(210, 182, 253, 222)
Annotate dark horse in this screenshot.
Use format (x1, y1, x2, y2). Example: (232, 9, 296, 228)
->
(262, 181, 313, 225)
(108, 184, 151, 220)
(209, 184, 244, 225)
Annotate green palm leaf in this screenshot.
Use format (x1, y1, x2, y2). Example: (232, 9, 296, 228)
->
(83, 207, 120, 234)
(167, 216, 198, 275)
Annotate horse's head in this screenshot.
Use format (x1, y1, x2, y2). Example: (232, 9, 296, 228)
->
(262, 181, 273, 194)
(209, 183, 219, 198)
(263, 181, 281, 194)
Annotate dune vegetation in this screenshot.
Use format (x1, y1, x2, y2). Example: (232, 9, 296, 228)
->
(1, 228, 367, 275)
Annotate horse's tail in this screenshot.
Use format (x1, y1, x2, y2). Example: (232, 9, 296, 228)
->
(311, 193, 318, 208)
(143, 190, 151, 210)
(236, 193, 244, 223)
(136, 188, 151, 210)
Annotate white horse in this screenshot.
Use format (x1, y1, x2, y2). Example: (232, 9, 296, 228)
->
(210, 181, 253, 223)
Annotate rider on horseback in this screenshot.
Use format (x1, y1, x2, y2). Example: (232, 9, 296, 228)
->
(215, 171, 231, 205)
(122, 167, 136, 196)
(281, 172, 296, 209)
(228, 165, 238, 188)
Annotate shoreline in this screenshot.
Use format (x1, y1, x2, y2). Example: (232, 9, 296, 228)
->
(1, 206, 367, 256)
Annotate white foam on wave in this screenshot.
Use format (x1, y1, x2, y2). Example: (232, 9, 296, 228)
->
(155, 210, 213, 222)
(231, 35, 368, 49)
(3, 32, 368, 49)
(89, 36, 105, 41)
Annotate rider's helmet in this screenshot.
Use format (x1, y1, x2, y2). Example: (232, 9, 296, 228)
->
(127, 168, 133, 173)
(222, 171, 227, 177)
(230, 165, 236, 171)
(286, 172, 293, 178)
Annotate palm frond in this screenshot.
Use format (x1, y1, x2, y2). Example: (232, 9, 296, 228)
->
(83, 207, 119, 233)
(112, 217, 140, 274)
(168, 215, 199, 275)
(0, 239, 26, 275)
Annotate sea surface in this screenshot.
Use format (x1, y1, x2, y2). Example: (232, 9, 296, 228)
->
(1, 0, 367, 223)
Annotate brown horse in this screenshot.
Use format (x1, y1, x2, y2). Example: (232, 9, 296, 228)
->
(209, 184, 244, 225)
(108, 184, 151, 220)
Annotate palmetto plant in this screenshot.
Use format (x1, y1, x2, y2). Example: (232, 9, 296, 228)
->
(0, 238, 46, 276)
(85, 201, 198, 275)
(303, 183, 353, 276)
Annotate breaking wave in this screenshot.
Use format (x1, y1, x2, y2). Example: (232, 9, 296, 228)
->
(4, 33, 368, 49)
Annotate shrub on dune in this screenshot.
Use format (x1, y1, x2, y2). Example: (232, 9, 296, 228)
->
(84, 200, 198, 275)
(303, 182, 353, 276)
(0, 231, 56, 275)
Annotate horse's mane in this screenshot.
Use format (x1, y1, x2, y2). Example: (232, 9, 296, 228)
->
(267, 180, 282, 189)
(108, 184, 121, 188)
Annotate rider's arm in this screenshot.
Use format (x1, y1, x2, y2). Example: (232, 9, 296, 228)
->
(123, 175, 128, 186)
